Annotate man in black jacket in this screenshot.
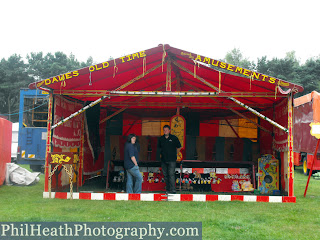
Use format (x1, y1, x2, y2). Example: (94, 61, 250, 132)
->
(157, 125, 182, 194)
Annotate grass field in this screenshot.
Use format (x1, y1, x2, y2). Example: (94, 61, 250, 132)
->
(0, 166, 320, 240)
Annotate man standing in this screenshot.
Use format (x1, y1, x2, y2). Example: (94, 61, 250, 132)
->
(157, 125, 182, 194)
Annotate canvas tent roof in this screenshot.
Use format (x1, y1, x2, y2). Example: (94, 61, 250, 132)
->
(29, 44, 303, 117)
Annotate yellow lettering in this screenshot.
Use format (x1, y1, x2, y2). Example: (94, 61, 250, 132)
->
(45, 79, 51, 85)
(126, 54, 132, 61)
(195, 55, 202, 61)
(235, 67, 243, 74)
(269, 78, 276, 84)
(89, 66, 95, 72)
(132, 53, 139, 60)
(73, 71, 79, 77)
(37, 81, 44, 87)
(227, 64, 234, 72)
(95, 64, 102, 71)
(119, 56, 126, 63)
(220, 62, 226, 69)
(102, 62, 109, 68)
(203, 57, 211, 64)
(212, 60, 219, 66)
(279, 81, 289, 87)
(243, 69, 250, 76)
(252, 72, 260, 80)
(261, 75, 268, 81)
(58, 75, 65, 81)
(65, 73, 72, 79)
(139, 51, 146, 58)
(52, 77, 58, 83)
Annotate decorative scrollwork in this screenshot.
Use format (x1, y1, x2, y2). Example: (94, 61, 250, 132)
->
(73, 154, 80, 163)
(50, 154, 71, 164)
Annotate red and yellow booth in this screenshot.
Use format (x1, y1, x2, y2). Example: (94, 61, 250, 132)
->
(28, 44, 302, 202)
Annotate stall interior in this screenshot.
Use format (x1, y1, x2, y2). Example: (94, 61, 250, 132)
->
(49, 101, 283, 196)
(102, 109, 278, 195)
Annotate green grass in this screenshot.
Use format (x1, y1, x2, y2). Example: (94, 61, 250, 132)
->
(0, 166, 320, 240)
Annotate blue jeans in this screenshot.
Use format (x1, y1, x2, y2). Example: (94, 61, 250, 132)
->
(126, 165, 142, 193)
(161, 162, 176, 192)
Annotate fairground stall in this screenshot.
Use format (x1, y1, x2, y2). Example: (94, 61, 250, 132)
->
(29, 44, 303, 203)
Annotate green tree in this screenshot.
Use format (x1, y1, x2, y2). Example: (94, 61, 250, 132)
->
(0, 52, 93, 121)
(0, 55, 33, 121)
(256, 56, 270, 75)
(296, 57, 320, 96)
(224, 48, 255, 70)
(27, 52, 93, 80)
(256, 51, 300, 88)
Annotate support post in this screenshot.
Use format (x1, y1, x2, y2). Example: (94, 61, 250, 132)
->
(78, 116, 84, 187)
(48, 164, 51, 198)
(287, 94, 294, 197)
(70, 164, 73, 200)
(106, 160, 110, 190)
(304, 139, 320, 197)
(166, 57, 172, 91)
(45, 92, 53, 192)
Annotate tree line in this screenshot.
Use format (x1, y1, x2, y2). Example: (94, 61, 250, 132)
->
(0, 52, 93, 122)
(1, 49, 319, 122)
(224, 48, 320, 96)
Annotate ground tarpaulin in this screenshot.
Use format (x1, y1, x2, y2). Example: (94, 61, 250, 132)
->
(5, 163, 40, 186)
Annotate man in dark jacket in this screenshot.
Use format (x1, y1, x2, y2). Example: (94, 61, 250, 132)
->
(157, 125, 182, 194)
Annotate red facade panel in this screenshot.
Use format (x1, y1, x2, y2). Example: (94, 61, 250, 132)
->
(294, 101, 317, 154)
(0, 118, 12, 186)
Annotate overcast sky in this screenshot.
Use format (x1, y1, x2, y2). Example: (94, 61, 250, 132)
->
(1, 0, 319, 64)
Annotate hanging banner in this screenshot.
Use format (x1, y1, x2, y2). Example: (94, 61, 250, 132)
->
(52, 95, 83, 148)
(273, 99, 289, 151)
(170, 115, 186, 161)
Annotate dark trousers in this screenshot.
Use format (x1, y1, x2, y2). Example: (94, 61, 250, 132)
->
(161, 162, 176, 192)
